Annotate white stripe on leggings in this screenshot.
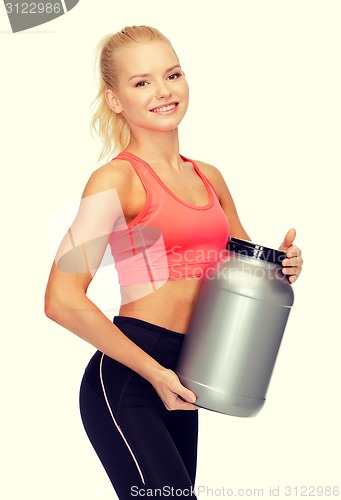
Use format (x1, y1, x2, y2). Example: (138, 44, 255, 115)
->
(99, 353, 146, 485)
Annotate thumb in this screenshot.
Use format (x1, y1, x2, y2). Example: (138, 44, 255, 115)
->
(278, 228, 296, 252)
(178, 383, 197, 403)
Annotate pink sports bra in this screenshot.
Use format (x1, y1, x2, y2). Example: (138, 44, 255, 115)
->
(108, 151, 230, 285)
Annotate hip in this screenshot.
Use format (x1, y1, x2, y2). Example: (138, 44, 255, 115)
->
(81, 316, 187, 421)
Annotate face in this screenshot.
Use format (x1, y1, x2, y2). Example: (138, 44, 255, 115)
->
(107, 41, 189, 133)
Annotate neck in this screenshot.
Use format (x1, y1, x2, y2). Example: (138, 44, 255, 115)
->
(125, 128, 181, 168)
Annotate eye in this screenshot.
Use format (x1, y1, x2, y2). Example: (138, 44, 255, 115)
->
(167, 72, 183, 80)
(135, 80, 149, 88)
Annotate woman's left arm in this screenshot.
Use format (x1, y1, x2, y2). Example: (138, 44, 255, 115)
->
(278, 228, 303, 284)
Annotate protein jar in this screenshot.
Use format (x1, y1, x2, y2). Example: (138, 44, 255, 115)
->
(175, 237, 295, 417)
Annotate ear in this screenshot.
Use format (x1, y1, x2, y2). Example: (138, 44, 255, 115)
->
(105, 89, 123, 114)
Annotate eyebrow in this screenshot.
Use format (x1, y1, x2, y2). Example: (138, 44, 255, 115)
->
(128, 65, 182, 82)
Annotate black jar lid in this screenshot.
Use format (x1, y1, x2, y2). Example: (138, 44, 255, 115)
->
(227, 237, 286, 265)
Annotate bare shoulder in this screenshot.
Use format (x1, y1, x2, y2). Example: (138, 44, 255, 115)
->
(193, 158, 251, 240)
(82, 158, 137, 198)
(193, 159, 222, 179)
(192, 159, 226, 196)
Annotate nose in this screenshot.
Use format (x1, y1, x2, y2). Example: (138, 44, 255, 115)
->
(155, 79, 171, 99)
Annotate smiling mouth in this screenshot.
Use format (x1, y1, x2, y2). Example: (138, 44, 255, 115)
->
(150, 102, 179, 113)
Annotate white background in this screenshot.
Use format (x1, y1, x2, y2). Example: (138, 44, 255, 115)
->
(1, 1, 340, 499)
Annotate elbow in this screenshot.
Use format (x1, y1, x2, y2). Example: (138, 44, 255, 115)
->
(44, 272, 88, 322)
(44, 287, 66, 322)
(44, 286, 87, 322)
(44, 294, 60, 321)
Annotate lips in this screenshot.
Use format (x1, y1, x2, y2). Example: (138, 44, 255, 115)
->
(149, 102, 179, 112)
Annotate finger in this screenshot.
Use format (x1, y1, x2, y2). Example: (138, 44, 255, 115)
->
(282, 266, 301, 276)
(176, 398, 200, 411)
(165, 394, 198, 411)
(282, 256, 302, 267)
(176, 385, 197, 404)
(278, 228, 296, 252)
(177, 394, 201, 408)
(285, 246, 302, 259)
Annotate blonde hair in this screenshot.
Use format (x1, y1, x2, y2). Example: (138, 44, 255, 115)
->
(89, 25, 173, 164)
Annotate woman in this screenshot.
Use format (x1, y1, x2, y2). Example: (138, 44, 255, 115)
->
(44, 25, 303, 499)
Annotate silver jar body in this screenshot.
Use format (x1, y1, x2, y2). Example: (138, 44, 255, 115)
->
(175, 247, 294, 417)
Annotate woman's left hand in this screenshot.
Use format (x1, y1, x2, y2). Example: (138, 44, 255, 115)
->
(278, 228, 303, 284)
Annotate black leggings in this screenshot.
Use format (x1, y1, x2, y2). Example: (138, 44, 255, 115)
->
(79, 316, 199, 499)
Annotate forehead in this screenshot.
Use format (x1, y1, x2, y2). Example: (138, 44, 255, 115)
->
(117, 41, 179, 77)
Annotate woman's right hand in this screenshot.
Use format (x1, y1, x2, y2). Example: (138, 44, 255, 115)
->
(150, 368, 199, 411)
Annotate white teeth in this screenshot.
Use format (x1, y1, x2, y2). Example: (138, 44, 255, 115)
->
(152, 104, 176, 112)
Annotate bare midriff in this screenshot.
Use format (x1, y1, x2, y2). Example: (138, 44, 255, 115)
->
(118, 277, 202, 334)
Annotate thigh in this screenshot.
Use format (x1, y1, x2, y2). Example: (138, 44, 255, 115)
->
(119, 360, 199, 489)
(79, 375, 145, 499)
(118, 404, 197, 497)
(80, 365, 198, 499)
(161, 408, 199, 486)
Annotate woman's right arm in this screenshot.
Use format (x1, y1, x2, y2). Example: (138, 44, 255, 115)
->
(44, 162, 197, 411)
